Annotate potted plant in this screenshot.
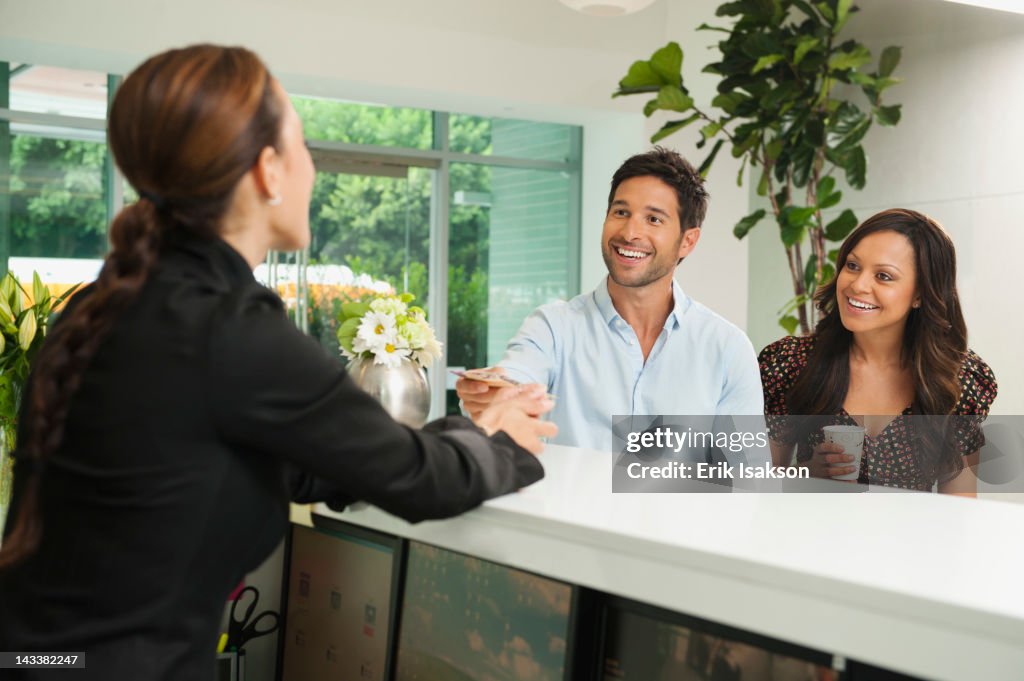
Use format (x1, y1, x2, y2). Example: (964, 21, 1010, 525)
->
(0, 272, 79, 537)
(336, 292, 443, 428)
(614, 0, 901, 334)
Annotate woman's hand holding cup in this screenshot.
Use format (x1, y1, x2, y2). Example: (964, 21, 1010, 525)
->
(805, 441, 857, 480)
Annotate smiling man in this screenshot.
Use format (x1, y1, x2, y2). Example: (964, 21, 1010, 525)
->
(456, 147, 763, 449)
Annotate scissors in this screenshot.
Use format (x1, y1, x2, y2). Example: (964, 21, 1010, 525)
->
(226, 586, 281, 651)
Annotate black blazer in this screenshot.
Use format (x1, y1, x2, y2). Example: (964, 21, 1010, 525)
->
(0, 233, 543, 680)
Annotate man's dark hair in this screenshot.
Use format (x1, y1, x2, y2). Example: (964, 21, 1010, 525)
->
(608, 146, 710, 232)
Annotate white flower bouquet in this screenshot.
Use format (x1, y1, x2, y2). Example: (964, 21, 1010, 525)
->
(336, 292, 442, 369)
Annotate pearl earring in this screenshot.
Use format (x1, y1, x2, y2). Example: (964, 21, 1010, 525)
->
(267, 195, 282, 207)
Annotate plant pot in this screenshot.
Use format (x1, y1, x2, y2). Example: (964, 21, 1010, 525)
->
(347, 356, 430, 429)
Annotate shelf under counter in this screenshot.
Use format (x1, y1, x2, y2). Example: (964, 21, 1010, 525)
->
(314, 443, 1024, 681)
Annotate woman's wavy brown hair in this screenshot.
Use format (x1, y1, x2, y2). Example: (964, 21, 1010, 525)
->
(786, 208, 969, 480)
(0, 45, 283, 569)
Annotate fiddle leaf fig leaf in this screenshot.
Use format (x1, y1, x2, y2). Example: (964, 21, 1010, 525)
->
(656, 85, 694, 112)
(650, 42, 684, 85)
(879, 46, 902, 77)
(844, 146, 867, 189)
(875, 104, 902, 126)
(616, 61, 662, 95)
(650, 113, 701, 143)
(824, 209, 858, 241)
(733, 209, 767, 239)
(793, 37, 820, 66)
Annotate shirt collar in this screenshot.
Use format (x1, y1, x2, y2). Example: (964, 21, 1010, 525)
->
(160, 231, 256, 291)
(593, 276, 690, 331)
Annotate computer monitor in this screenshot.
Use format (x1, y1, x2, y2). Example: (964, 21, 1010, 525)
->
(600, 596, 842, 681)
(278, 518, 403, 681)
(393, 540, 577, 681)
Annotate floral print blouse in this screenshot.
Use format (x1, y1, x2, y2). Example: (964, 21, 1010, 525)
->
(758, 335, 997, 491)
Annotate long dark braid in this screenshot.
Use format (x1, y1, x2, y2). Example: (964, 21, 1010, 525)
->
(0, 44, 283, 569)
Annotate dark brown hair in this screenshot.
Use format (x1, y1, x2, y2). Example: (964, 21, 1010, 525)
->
(0, 45, 283, 569)
(786, 208, 968, 479)
(608, 146, 710, 232)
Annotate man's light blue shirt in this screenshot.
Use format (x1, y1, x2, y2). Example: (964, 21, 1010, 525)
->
(498, 278, 764, 451)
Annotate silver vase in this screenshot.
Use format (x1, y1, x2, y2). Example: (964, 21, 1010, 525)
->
(347, 356, 431, 428)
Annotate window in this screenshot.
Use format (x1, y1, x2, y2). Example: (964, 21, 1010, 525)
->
(0, 61, 582, 421)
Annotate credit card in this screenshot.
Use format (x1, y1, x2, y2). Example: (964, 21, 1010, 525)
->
(450, 368, 521, 388)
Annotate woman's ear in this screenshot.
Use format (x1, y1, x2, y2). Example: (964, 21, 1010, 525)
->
(251, 145, 281, 203)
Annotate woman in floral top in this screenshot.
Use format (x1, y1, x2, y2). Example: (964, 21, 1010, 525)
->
(759, 209, 996, 493)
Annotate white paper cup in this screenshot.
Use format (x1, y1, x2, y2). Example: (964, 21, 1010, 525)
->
(822, 425, 865, 481)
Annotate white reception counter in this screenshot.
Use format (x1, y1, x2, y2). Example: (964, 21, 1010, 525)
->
(314, 444, 1024, 681)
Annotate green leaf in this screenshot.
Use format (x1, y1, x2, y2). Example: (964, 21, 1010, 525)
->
(835, 0, 854, 31)
(762, 81, 800, 110)
(650, 113, 700, 143)
(617, 60, 662, 93)
(650, 42, 684, 85)
(815, 1, 835, 22)
(656, 85, 694, 112)
(828, 103, 870, 151)
(335, 317, 361, 353)
(712, 92, 747, 115)
(879, 46, 902, 77)
(752, 54, 784, 74)
(824, 209, 858, 241)
(698, 139, 726, 178)
(791, 144, 816, 187)
(781, 223, 808, 248)
(784, 205, 818, 228)
(700, 121, 723, 141)
(779, 314, 800, 335)
(737, 155, 749, 187)
(733, 209, 767, 239)
(793, 37, 820, 66)
(340, 301, 371, 320)
(696, 22, 731, 33)
(643, 98, 660, 117)
(764, 138, 784, 162)
(874, 76, 902, 93)
(875, 104, 902, 126)
(844, 146, 867, 189)
(818, 188, 842, 210)
(717, 1, 751, 16)
(804, 255, 819, 291)
(9, 296, 21, 319)
(849, 72, 875, 87)
(0, 331, 5, 355)
(818, 176, 836, 199)
(756, 169, 770, 196)
(821, 262, 836, 283)
(828, 248, 841, 263)
(828, 45, 872, 71)
(0, 297, 12, 323)
(18, 313, 37, 352)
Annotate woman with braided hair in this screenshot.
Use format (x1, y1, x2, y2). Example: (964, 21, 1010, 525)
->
(0, 44, 555, 679)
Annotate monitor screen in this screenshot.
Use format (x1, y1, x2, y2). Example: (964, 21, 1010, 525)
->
(394, 541, 574, 681)
(602, 604, 840, 681)
(280, 521, 400, 681)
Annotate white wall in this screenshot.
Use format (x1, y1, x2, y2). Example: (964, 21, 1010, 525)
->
(745, 0, 1024, 415)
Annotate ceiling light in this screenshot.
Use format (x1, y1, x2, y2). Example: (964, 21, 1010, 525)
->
(558, 0, 657, 17)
